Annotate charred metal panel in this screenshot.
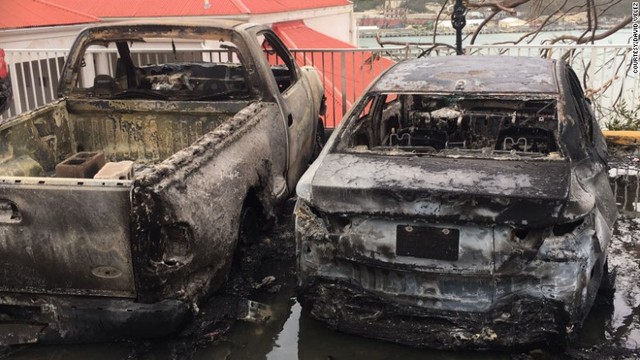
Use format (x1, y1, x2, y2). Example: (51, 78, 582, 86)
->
(296, 199, 607, 348)
(298, 279, 570, 350)
(131, 102, 285, 303)
(370, 56, 558, 94)
(0, 101, 74, 173)
(298, 214, 496, 275)
(67, 99, 249, 162)
(0, 178, 135, 297)
(0, 293, 188, 345)
(308, 153, 569, 226)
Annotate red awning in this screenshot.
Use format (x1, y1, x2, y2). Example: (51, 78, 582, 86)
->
(273, 21, 395, 127)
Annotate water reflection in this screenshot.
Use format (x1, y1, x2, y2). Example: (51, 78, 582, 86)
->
(295, 303, 510, 360)
(1, 343, 133, 360)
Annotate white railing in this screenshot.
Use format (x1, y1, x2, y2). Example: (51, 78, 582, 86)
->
(609, 154, 640, 216)
(2, 50, 69, 118)
(0, 48, 242, 119)
(1, 44, 637, 129)
(290, 47, 434, 127)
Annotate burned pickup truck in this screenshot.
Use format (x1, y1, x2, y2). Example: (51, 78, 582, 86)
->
(295, 56, 617, 350)
(0, 20, 324, 345)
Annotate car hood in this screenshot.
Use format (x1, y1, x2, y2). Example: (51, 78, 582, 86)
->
(301, 153, 573, 227)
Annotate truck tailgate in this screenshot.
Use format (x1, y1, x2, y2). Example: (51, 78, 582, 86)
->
(0, 178, 135, 297)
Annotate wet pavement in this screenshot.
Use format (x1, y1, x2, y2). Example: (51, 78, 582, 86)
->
(3, 159, 640, 360)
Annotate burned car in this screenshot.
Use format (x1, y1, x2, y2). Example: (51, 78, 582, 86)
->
(295, 56, 617, 349)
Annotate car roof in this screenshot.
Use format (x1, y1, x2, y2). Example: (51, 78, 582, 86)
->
(73, 19, 260, 44)
(81, 19, 247, 31)
(370, 56, 559, 94)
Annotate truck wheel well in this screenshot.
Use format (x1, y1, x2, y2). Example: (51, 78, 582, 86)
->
(239, 190, 265, 245)
(239, 188, 267, 235)
(228, 189, 268, 292)
(235, 188, 271, 261)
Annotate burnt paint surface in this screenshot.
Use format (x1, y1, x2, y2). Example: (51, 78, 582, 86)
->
(307, 153, 570, 227)
(371, 56, 558, 94)
(295, 56, 618, 350)
(0, 293, 188, 345)
(298, 279, 569, 350)
(131, 102, 286, 304)
(0, 181, 135, 297)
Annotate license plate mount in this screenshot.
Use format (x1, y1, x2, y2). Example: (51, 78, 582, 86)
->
(396, 225, 459, 261)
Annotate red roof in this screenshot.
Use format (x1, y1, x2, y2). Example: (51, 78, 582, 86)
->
(0, 0, 99, 30)
(43, 0, 245, 17)
(273, 20, 353, 48)
(44, 0, 351, 17)
(235, 0, 351, 15)
(0, 0, 352, 29)
(273, 21, 394, 127)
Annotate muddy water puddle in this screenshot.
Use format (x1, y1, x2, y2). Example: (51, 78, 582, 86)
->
(4, 191, 640, 359)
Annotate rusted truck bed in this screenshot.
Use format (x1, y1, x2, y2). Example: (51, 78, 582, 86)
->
(0, 98, 248, 176)
(0, 97, 249, 300)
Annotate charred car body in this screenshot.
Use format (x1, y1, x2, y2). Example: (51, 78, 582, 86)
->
(295, 56, 617, 350)
(0, 20, 324, 345)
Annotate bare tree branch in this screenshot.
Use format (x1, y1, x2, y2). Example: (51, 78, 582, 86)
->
(376, 36, 458, 52)
(490, 0, 568, 46)
(590, 0, 598, 45)
(464, 0, 530, 15)
(598, 0, 625, 17)
(470, 10, 499, 44)
(547, 15, 632, 44)
(432, 0, 449, 45)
